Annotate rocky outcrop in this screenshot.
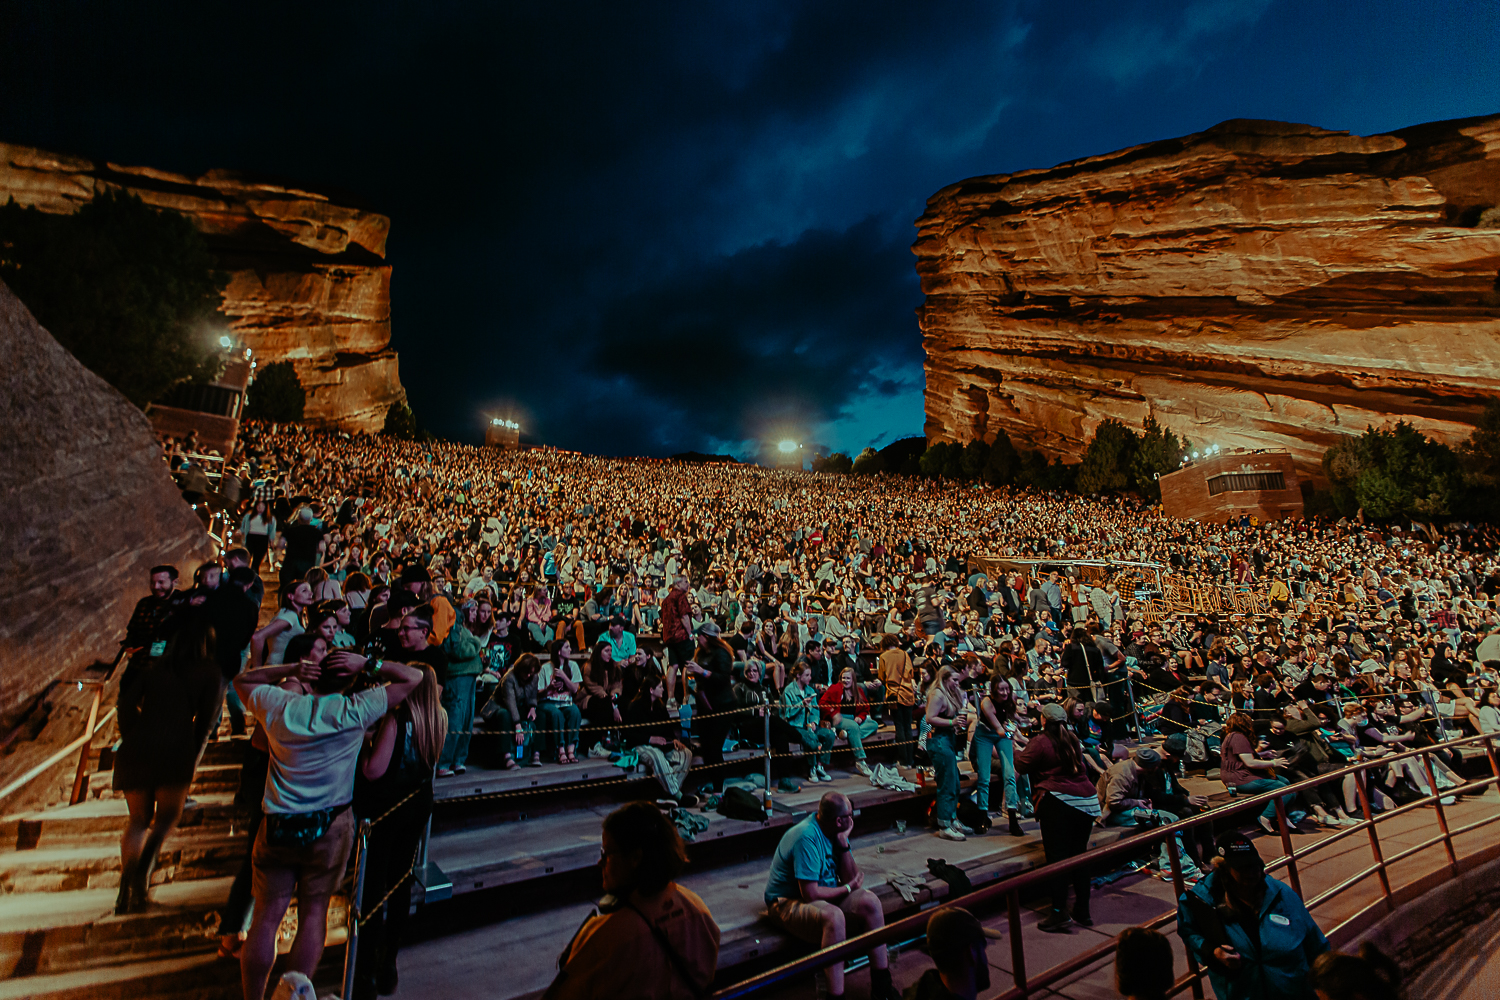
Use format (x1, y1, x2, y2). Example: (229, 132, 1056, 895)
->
(0, 143, 405, 430)
(914, 115, 1500, 479)
(0, 279, 214, 716)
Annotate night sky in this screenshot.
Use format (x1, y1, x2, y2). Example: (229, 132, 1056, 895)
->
(1, 1, 1497, 458)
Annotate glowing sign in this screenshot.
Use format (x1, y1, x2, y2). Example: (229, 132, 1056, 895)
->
(491, 418, 520, 429)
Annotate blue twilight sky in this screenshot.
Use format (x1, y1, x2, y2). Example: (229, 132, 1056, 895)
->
(0, 0, 1497, 458)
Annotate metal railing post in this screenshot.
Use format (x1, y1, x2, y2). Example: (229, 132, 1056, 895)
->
(1164, 834, 1205, 999)
(1419, 752, 1458, 877)
(1271, 794, 1302, 899)
(1353, 766, 1392, 909)
(342, 819, 372, 1000)
(68, 685, 102, 805)
(763, 708, 773, 800)
(1006, 889, 1027, 998)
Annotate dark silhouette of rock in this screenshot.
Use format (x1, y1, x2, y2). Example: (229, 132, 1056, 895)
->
(0, 279, 214, 720)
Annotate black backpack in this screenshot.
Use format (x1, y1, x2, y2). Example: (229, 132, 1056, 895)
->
(717, 786, 768, 822)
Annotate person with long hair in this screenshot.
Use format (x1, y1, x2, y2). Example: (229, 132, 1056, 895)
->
(539, 639, 584, 763)
(352, 664, 447, 997)
(820, 665, 878, 777)
(877, 634, 917, 767)
(925, 665, 970, 841)
(1221, 711, 1304, 834)
(250, 579, 314, 666)
(686, 623, 736, 768)
(580, 642, 624, 740)
(1016, 702, 1101, 932)
(239, 498, 277, 573)
(973, 671, 1025, 836)
(112, 613, 223, 914)
(498, 652, 545, 768)
(545, 801, 719, 1000)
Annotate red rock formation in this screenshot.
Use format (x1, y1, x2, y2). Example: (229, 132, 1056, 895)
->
(0, 279, 214, 715)
(0, 143, 405, 431)
(914, 115, 1500, 480)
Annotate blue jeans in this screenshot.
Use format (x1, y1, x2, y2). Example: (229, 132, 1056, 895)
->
(929, 731, 959, 825)
(494, 707, 534, 763)
(970, 726, 1017, 811)
(527, 621, 551, 647)
(537, 699, 581, 759)
(439, 675, 476, 769)
(838, 717, 880, 760)
(793, 724, 835, 769)
(1235, 776, 1295, 821)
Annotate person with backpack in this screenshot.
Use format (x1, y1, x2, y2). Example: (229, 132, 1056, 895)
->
(546, 802, 719, 1000)
(1177, 833, 1328, 1000)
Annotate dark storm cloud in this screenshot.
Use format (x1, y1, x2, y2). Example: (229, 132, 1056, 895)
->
(0, 0, 1496, 456)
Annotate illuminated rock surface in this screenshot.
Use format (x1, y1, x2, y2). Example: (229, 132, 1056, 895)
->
(915, 115, 1500, 476)
(0, 142, 405, 430)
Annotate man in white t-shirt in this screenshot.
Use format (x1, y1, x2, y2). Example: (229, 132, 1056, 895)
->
(233, 650, 422, 1000)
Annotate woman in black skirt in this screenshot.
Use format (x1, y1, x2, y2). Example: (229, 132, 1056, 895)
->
(113, 613, 222, 914)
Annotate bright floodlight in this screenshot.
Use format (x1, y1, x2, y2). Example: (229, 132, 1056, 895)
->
(218, 335, 233, 348)
(778, 440, 797, 453)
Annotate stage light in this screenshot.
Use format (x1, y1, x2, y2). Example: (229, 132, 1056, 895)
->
(1192, 451, 1200, 459)
(219, 335, 233, 348)
(778, 440, 798, 453)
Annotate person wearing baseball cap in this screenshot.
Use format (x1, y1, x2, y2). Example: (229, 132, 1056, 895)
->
(1177, 832, 1328, 1000)
(906, 906, 1003, 1000)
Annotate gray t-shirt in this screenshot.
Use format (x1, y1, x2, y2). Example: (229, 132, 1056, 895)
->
(250, 685, 389, 814)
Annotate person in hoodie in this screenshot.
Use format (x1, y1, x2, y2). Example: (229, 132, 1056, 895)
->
(1177, 832, 1328, 1000)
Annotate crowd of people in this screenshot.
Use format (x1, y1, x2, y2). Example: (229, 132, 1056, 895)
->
(117, 419, 1500, 999)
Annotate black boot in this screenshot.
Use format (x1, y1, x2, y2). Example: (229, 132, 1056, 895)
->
(1037, 905, 1073, 933)
(114, 860, 138, 916)
(1007, 809, 1024, 837)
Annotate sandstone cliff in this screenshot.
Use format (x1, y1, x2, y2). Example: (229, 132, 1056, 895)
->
(914, 115, 1500, 479)
(0, 143, 405, 431)
(0, 278, 213, 723)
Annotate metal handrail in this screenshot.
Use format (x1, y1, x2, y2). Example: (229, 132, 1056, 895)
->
(712, 730, 1500, 1000)
(0, 680, 115, 807)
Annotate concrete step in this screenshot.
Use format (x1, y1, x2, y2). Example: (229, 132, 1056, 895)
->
(0, 947, 346, 1000)
(85, 764, 242, 800)
(0, 832, 249, 895)
(0, 875, 350, 982)
(0, 794, 240, 852)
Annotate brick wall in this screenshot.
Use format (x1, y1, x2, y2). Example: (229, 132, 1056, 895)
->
(1159, 451, 1303, 523)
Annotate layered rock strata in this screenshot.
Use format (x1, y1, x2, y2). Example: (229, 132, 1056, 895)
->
(915, 115, 1500, 478)
(0, 279, 214, 716)
(0, 142, 405, 430)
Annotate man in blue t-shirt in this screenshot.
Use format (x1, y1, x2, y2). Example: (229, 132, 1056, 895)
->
(764, 791, 900, 1000)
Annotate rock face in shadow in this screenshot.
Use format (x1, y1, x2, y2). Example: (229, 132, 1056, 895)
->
(0, 143, 405, 431)
(0, 279, 214, 713)
(914, 115, 1500, 479)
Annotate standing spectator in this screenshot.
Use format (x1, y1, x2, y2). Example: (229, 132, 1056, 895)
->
(1178, 833, 1328, 1000)
(973, 672, 1025, 836)
(905, 906, 1000, 1000)
(1061, 627, 1104, 701)
(878, 635, 917, 767)
(763, 791, 902, 1000)
(112, 613, 222, 914)
(233, 648, 423, 1000)
(925, 665, 969, 841)
(239, 499, 277, 573)
(352, 662, 446, 999)
(435, 600, 485, 776)
(278, 506, 325, 587)
(686, 622, 735, 768)
(118, 564, 185, 691)
(545, 801, 719, 1000)
(251, 580, 313, 666)
(1016, 702, 1100, 932)
(660, 577, 694, 705)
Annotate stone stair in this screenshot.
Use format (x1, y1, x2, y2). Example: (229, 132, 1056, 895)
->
(0, 732, 347, 999)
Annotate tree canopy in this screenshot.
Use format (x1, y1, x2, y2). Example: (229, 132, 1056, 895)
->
(0, 189, 226, 408)
(244, 360, 305, 422)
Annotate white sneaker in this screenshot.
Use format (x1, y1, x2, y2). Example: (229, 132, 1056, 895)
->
(936, 823, 966, 841)
(855, 761, 874, 778)
(953, 820, 976, 835)
(817, 766, 832, 782)
(1257, 815, 1277, 835)
(1339, 817, 1361, 827)
(807, 770, 823, 783)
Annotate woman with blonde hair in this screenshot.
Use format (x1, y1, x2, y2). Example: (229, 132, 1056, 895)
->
(925, 665, 970, 841)
(353, 664, 447, 996)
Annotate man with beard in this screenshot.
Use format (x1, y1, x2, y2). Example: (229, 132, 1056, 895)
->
(119, 565, 186, 691)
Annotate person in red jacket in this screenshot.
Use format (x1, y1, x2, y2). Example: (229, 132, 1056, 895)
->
(1016, 702, 1102, 932)
(819, 666, 878, 777)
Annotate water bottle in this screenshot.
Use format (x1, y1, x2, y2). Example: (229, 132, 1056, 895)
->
(678, 701, 693, 741)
